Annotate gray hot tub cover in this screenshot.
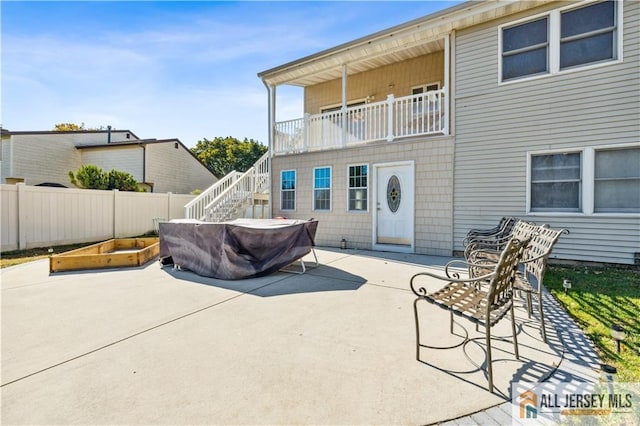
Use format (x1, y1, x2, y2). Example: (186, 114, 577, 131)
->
(159, 218, 318, 280)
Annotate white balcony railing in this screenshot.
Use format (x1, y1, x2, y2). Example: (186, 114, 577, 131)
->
(274, 89, 446, 155)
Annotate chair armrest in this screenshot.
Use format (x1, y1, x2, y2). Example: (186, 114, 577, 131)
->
(444, 259, 471, 279)
(463, 231, 504, 247)
(464, 242, 504, 261)
(410, 269, 495, 297)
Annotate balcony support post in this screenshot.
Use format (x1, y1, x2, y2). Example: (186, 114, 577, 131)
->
(341, 64, 348, 147)
(386, 94, 395, 142)
(303, 113, 310, 152)
(444, 33, 450, 135)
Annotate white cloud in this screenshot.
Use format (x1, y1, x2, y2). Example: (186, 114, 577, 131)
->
(2, 1, 462, 147)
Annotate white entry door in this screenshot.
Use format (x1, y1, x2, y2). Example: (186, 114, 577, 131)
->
(374, 162, 414, 252)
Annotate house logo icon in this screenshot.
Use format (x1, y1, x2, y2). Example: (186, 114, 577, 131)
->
(520, 390, 538, 419)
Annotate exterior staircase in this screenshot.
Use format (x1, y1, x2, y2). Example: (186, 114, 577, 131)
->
(184, 152, 270, 222)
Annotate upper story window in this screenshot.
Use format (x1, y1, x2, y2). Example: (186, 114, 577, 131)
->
(412, 83, 441, 115)
(502, 17, 549, 80)
(500, 1, 621, 82)
(280, 170, 296, 211)
(411, 83, 440, 97)
(313, 166, 331, 211)
(560, 1, 616, 70)
(528, 145, 639, 215)
(348, 164, 368, 212)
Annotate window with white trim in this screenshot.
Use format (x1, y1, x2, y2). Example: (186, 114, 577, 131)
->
(313, 167, 331, 211)
(560, 1, 616, 70)
(594, 147, 640, 213)
(529, 146, 640, 214)
(501, 1, 620, 82)
(280, 170, 296, 211)
(348, 164, 368, 212)
(502, 17, 549, 81)
(530, 152, 582, 212)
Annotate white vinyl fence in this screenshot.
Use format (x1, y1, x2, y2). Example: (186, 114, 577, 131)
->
(1, 184, 194, 251)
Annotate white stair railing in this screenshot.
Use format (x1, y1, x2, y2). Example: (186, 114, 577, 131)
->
(253, 152, 270, 194)
(185, 152, 270, 222)
(205, 168, 254, 222)
(184, 171, 242, 220)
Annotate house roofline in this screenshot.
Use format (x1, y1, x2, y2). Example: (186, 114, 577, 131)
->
(1, 129, 140, 139)
(258, 0, 557, 86)
(76, 138, 218, 179)
(257, 1, 470, 81)
(75, 138, 167, 149)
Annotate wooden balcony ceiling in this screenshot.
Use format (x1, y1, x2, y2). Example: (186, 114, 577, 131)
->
(259, 0, 555, 87)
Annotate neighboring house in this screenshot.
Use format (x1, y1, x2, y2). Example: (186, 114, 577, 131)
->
(0, 129, 217, 194)
(258, 0, 639, 265)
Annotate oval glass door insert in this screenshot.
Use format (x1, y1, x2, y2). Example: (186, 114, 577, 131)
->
(386, 175, 401, 213)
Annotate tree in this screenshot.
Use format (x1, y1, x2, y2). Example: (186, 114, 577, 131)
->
(69, 165, 108, 189)
(107, 169, 139, 192)
(54, 122, 86, 131)
(69, 165, 142, 191)
(191, 136, 267, 178)
(54, 122, 108, 131)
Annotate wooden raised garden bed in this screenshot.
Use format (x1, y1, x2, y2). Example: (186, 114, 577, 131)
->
(49, 237, 159, 273)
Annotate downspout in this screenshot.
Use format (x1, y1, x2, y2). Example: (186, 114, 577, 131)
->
(261, 79, 274, 218)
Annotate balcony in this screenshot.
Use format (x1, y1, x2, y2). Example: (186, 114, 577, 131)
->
(273, 89, 446, 156)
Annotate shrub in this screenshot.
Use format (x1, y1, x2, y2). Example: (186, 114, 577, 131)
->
(69, 165, 141, 191)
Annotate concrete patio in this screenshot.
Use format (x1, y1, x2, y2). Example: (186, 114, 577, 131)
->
(1, 248, 599, 425)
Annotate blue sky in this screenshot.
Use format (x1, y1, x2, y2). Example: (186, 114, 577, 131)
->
(2, 1, 461, 147)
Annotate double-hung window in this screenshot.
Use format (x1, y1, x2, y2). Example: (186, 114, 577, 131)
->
(313, 167, 331, 211)
(529, 145, 640, 214)
(501, 1, 620, 82)
(348, 164, 368, 212)
(280, 170, 296, 211)
(530, 152, 582, 212)
(594, 147, 640, 213)
(502, 17, 549, 81)
(560, 1, 616, 70)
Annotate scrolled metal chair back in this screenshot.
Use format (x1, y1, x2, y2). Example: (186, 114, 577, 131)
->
(524, 226, 569, 282)
(486, 237, 529, 315)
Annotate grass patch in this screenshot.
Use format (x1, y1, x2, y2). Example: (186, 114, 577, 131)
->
(0, 232, 158, 269)
(0, 242, 106, 269)
(545, 265, 640, 382)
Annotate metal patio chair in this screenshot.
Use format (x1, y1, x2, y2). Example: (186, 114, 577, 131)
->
(512, 226, 569, 343)
(410, 237, 530, 393)
(463, 219, 537, 263)
(462, 216, 518, 247)
(461, 224, 569, 343)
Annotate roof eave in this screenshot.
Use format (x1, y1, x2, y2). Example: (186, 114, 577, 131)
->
(258, 0, 557, 87)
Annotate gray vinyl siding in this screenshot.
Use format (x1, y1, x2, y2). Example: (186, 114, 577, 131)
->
(81, 146, 145, 182)
(146, 142, 217, 194)
(9, 134, 82, 186)
(453, 1, 640, 264)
